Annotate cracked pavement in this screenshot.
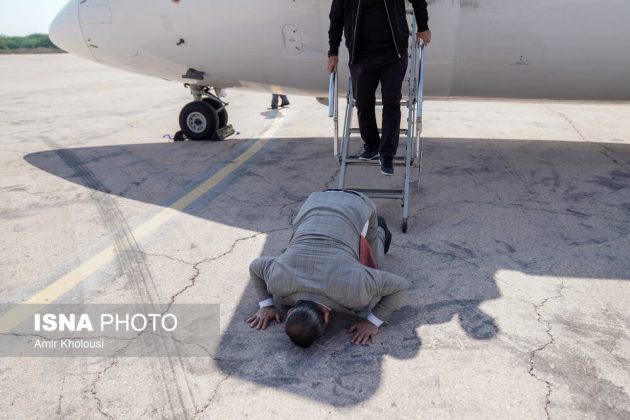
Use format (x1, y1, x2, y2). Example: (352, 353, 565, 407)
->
(1, 55, 630, 419)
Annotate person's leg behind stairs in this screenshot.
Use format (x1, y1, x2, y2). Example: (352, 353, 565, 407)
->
(379, 54, 408, 159)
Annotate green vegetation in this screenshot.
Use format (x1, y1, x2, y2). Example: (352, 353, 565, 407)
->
(0, 34, 56, 51)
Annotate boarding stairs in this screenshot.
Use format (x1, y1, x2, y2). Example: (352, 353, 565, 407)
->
(328, 12, 426, 233)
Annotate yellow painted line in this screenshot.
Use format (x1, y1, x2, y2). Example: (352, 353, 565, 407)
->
(0, 118, 284, 333)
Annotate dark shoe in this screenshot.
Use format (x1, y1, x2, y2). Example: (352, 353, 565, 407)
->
(359, 147, 379, 161)
(280, 102, 290, 108)
(378, 216, 392, 254)
(380, 156, 394, 175)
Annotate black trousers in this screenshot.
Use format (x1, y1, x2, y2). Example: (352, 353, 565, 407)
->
(349, 53, 408, 158)
(271, 94, 289, 107)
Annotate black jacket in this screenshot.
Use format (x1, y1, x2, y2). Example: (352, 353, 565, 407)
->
(328, 0, 429, 64)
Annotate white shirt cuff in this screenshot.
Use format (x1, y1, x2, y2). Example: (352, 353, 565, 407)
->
(367, 313, 384, 327)
(258, 298, 274, 308)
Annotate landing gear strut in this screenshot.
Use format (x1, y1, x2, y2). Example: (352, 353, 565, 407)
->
(177, 85, 234, 141)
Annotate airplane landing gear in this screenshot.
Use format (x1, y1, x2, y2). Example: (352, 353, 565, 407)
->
(179, 101, 219, 140)
(178, 84, 233, 141)
(202, 96, 229, 129)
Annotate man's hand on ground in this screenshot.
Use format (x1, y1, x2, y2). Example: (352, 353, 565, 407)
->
(347, 320, 379, 345)
(417, 30, 432, 45)
(327, 56, 339, 73)
(246, 307, 282, 330)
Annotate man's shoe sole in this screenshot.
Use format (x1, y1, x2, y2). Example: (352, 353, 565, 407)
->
(380, 169, 394, 176)
(378, 216, 392, 254)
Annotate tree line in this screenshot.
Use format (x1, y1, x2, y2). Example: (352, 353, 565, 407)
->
(0, 34, 57, 50)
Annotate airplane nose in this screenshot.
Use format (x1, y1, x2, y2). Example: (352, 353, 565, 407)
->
(49, 0, 92, 59)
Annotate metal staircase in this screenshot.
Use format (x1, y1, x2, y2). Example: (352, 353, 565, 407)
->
(328, 13, 426, 233)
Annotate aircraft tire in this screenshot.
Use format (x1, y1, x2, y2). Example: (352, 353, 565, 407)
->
(202, 97, 229, 129)
(179, 101, 219, 140)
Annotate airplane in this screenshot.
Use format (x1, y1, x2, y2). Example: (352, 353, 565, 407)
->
(49, 0, 630, 140)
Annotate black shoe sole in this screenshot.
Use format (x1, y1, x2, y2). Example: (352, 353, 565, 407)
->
(380, 169, 394, 176)
(378, 216, 392, 254)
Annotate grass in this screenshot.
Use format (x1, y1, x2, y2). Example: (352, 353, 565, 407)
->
(0, 34, 61, 52)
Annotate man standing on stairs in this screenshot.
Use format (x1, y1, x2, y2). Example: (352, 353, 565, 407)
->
(327, 0, 431, 175)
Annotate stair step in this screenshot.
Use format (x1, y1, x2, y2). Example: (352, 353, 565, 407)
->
(374, 100, 413, 106)
(345, 156, 411, 167)
(348, 188, 404, 200)
(349, 128, 408, 135)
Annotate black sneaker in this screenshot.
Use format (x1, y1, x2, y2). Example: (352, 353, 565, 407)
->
(380, 156, 394, 175)
(359, 147, 379, 161)
(378, 216, 392, 254)
(280, 102, 290, 108)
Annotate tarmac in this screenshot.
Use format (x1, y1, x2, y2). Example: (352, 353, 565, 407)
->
(1, 54, 629, 419)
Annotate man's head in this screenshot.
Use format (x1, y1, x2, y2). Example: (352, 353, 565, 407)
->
(285, 301, 330, 348)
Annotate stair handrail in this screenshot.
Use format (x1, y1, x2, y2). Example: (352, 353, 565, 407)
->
(328, 70, 339, 160)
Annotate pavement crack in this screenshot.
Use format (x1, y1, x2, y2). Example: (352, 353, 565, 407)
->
(167, 227, 291, 305)
(528, 279, 566, 419)
(167, 260, 203, 306)
(140, 252, 194, 267)
(90, 359, 118, 420)
(284, 202, 297, 225)
(415, 199, 630, 223)
(222, 192, 299, 209)
(547, 106, 587, 141)
(56, 374, 67, 416)
(595, 143, 630, 173)
(546, 105, 630, 172)
(193, 372, 231, 419)
(325, 166, 341, 189)
(398, 242, 497, 282)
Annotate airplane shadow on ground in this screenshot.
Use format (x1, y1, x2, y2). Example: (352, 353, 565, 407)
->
(25, 136, 630, 406)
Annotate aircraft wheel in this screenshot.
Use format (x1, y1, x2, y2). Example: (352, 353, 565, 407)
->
(402, 219, 408, 234)
(179, 101, 219, 140)
(203, 97, 229, 129)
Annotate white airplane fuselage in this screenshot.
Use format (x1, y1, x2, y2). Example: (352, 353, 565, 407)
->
(50, 0, 630, 101)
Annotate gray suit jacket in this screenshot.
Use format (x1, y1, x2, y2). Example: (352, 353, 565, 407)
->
(250, 191, 409, 321)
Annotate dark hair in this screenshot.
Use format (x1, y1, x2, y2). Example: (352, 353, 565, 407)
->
(285, 301, 326, 348)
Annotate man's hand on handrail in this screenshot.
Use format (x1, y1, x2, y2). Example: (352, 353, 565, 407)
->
(416, 29, 432, 45)
(327, 56, 339, 73)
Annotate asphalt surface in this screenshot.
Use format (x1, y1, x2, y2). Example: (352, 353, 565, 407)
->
(1, 54, 629, 419)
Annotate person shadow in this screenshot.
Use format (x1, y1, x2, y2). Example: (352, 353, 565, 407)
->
(23, 135, 630, 407)
(260, 109, 285, 119)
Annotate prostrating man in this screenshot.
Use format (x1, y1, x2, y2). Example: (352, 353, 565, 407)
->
(246, 190, 409, 348)
(327, 0, 431, 175)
